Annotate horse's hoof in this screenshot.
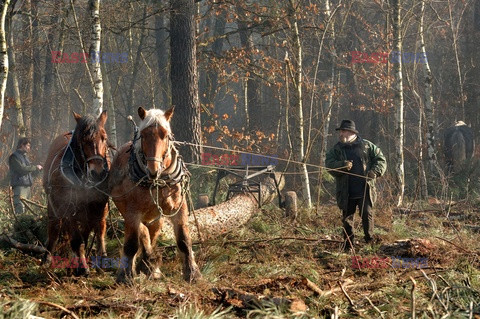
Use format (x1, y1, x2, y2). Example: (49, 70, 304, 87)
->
(74, 266, 90, 277)
(116, 269, 134, 284)
(41, 253, 52, 267)
(116, 274, 134, 285)
(184, 267, 202, 283)
(150, 268, 162, 280)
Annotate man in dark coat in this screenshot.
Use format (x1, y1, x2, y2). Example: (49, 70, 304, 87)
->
(325, 120, 387, 251)
(8, 138, 43, 215)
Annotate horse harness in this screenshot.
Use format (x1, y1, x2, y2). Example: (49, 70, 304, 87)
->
(128, 129, 191, 223)
(57, 130, 109, 189)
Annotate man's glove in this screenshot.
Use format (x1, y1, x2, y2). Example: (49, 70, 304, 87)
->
(344, 160, 353, 171)
(367, 170, 377, 179)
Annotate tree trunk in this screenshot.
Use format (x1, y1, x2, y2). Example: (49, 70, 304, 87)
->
(236, 3, 261, 133)
(288, 0, 312, 209)
(7, 15, 24, 137)
(392, 0, 405, 207)
(163, 173, 284, 241)
(24, 0, 33, 134)
(318, 0, 336, 190)
(155, 12, 169, 106)
(102, 63, 118, 147)
(170, 0, 202, 164)
(127, 5, 147, 123)
(0, 0, 9, 132)
(447, 0, 465, 119)
(31, 0, 41, 137)
(420, 0, 441, 179)
(41, 13, 58, 142)
(89, 0, 103, 116)
(200, 6, 226, 111)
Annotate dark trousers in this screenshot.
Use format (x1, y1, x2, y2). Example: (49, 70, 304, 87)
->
(12, 186, 31, 215)
(342, 197, 373, 247)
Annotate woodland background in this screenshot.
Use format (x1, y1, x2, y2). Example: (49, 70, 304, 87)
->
(0, 1, 479, 318)
(0, 0, 479, 206)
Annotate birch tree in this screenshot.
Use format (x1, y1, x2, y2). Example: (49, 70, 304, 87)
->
(236, 3, 260, 132)
(392, 0, 404, 206)
(0, 0, 9, 132)
(8, 13, 25, 136)
(89, 0, 103, 116)
(419, 0, 441, 179)
(286, 0, 312, 209)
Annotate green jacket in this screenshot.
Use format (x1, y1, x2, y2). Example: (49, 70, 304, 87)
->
(325, 137, 387, 210)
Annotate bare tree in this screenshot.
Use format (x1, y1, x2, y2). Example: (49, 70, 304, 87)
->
(391, 0, 405, 206)
(89, 0, 103, 115)
(8, 12, 24, 136)
(170, 0, 202, 163)
(419, 0, 441, 179)
(286, 0, 312, 208)
(0, 0, 9, 132)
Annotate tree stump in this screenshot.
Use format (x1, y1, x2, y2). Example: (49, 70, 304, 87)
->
(284, 191, 297, 220)
(197, 194, 209, 208)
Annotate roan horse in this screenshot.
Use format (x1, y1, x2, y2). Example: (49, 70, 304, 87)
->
(43, 111, 110, 275)
(108, 106, 201, 283)
(444, 121, 475, 174)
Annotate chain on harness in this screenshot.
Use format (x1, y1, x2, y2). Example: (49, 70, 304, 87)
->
(127, 115, 191, 226)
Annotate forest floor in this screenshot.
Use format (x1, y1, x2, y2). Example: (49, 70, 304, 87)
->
(1, 191, 480, 318)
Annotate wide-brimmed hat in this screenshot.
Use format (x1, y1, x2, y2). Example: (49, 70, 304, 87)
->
(335, 120, 359, 134)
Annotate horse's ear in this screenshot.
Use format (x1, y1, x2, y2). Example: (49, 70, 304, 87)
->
(138, 107, 147, 120)
(73, 111, 82, 122)
(97, 110, 107, 127)
(164, 106, 175, 122)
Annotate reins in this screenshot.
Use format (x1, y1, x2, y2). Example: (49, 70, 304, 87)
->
(127, 118, 192, 224)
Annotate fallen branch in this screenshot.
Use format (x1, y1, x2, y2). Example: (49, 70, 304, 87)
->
(221, 236, 343, 245)
(434, 236, 478, 255)
(365, 296, 385, 319)
(37, 301, 80, 319)
(20, 197, 47, 210)
(302, 277, 355, 297)
(211, 286, 300, 311)
(0, 234, 47, 254)
(338, 280, 355, 307)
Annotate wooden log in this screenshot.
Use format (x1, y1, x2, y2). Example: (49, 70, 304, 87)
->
(284, 191, 297, 219)
(162, 172, 284, 241)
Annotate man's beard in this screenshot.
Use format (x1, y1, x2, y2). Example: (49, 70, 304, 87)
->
(341, 135, 357, 144)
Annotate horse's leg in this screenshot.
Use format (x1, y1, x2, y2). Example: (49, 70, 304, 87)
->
(42, 203, 61, 267)
(94, 204, 108, 266)
(171, 203, 201, 282)
(136, 219, 163, 279)
(70, 226, 89, 276)
(116, 213, 140, 283)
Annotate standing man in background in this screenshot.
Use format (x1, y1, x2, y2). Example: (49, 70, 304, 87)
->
(325, 120, 387, 251)
(8, 138, 43, 215)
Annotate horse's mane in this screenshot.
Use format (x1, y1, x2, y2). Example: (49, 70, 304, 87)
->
(138, 109, 171, 133)
(74, 115, 102, 140)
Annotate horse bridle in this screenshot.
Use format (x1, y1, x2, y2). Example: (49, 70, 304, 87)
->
(137, 128, 174, 174)
(74, 132, 109, 185)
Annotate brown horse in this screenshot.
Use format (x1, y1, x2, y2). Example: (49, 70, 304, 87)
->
(43, 111, 110, 275)
(109, 106, 201, 283)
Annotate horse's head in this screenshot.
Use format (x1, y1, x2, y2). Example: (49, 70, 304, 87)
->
(73, 111, 109, 181)
(137, 106, 174, 180)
